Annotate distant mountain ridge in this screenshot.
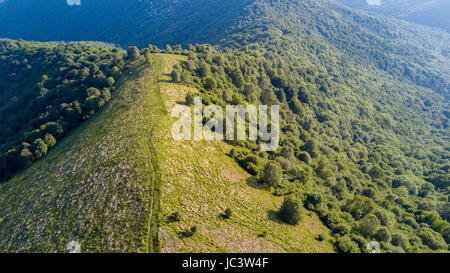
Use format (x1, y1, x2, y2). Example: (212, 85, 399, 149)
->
(339, 0, 450, 33)
(0, 0, 251, 48)
(0, 0, 448, 95)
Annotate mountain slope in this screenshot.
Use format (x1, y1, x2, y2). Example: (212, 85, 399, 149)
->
(0, 39, 126, 181)
(1, 0, 447, 94)
(338, 0, 450, 33)
(0, 0, 448, 253)
(0, 52, 333, 252)
(0, 0, 250, 48)
(0, 54, 163, 252)
(155, 65, 333, 252)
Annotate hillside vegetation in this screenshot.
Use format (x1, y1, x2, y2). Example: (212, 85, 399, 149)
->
(0, 51, 160, 252)
(0, 0, 448, 252)
(0, 39, 127, 181)
(155, 58, 333, 252)
(0, 52, 333, 252)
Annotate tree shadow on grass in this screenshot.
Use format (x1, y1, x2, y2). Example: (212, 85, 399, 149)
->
(267, 210, 286, 225)
(158, 79, 174, 83)
(178, 231, 194, 238)
(246, 177, 267, 191)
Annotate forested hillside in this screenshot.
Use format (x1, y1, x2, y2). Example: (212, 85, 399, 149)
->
(339, 0, 450, 33)
(170, 39, 449, 252)
(0, 0, 250, 48)
(163, 0, 449, 252)
(0, 0, 448, 252)
(0, 40, 127, 181)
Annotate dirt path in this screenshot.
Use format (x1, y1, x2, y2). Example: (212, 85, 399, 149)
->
(144, 56, 166, 253)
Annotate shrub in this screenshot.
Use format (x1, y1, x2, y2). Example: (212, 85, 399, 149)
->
(334, 223, 351, 235)
(32, 138, 48, 159)
(171, 69, 181, 82)
(305, 192, 324, 211)
(43, 134, 57, 149)
(417, 228, 447, 250)
(302, 138, 319, 158)
(342, 195, 376, 220)
(374, 208, 395, 228)
(349, 233, 368, 251)
(403, 216, 419, 229)
(260, 161, 282, 187)
(355, 214, 380, 237)
(443, 226, 450, 244)
(374, 227, 392, 243)
(384, 245, 405, 253)
(278, 196, 303, 225)
(391, 233, 409, 250)
(295, 151, 312, 165)
(335, 236, 359, 253)
(224, 208, 233, 219)
(167, 212, 182, 223)
(317, 233, 328, 242)
(190, 226, 198, 235)
(127, 46, 140, 61)
(186, 92, 195, 105)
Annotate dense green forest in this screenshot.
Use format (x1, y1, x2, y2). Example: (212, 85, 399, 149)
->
(159, 0, 449, 252)
(0, 40, 127, 181)
(0, 0, 448, 252)
(169, 40, 449, 252)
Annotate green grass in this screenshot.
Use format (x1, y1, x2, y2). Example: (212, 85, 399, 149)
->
(0, 54, 166, 252)
(0, 53, 333, 253)
(154, 58, 334, 253)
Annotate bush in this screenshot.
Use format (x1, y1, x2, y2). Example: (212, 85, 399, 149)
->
(127, 46, 140, 61)
(305, 192, 324, 211)
(317, 233, 328, 242)
(335, 236, 359, 253)
(355, 214, 380, 237)
(190, 226, 198, 235)
(374, 227, 392, 243)
(186, 92, 195, 105)
(171, 69, 181, 82)
(384, 245, 405, 253)
(224, 208, 233, 219)
(403, 216, 419, 229)
(391, 233, 409, 250)
(44, 134, 57, 149)
(443, 226, 450, 244)
(278, 196, 303, 225)
(167, 212, 182, 223)
(374, 208, 395, 228)
(295, 151, 312, 165)
(261, 161, 282, 187)
(417, 228, 447, 250)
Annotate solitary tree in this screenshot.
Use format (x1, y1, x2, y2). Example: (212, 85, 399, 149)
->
(278, 196, 303, 225)
(171, 69, 181, 82)
(185, 92, 195, 105)
(224, 208, 233, 219)
(261, 161, 282, 187)
(127, 46, 140, 61)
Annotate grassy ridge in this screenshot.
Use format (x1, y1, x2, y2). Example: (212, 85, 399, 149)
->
(0, 55, 162, 252)
(0, 53, 332, 252)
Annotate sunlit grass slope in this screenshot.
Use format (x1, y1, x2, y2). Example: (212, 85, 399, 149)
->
(154, 58, 334, 253)
(0, 55, 168, 252)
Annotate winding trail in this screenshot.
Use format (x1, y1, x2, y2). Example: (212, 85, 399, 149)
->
(144, 55, 166, 253)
